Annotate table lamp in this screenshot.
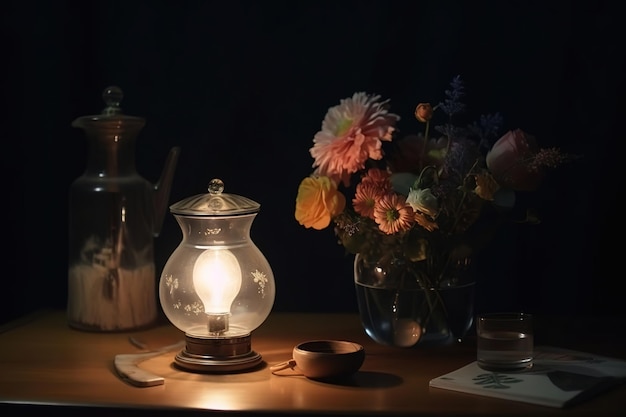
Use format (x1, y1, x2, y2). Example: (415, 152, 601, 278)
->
(159, 179, 275, 372)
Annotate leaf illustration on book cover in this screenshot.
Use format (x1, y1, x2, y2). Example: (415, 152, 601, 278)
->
(473, 373, 523, 389)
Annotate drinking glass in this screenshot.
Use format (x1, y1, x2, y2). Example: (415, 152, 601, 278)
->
(476, 312, 533, 371)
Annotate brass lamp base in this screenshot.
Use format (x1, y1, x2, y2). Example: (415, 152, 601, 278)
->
(174, 333, 263, 372)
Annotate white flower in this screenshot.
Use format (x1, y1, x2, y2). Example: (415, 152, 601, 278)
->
(406, 188, 439, 218)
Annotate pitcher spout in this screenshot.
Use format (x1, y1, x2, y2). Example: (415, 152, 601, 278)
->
(153, 146, 181, 237)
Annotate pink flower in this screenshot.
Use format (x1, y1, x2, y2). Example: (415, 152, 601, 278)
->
(309, 93, 400, 187)
(486, 129, 544, 191)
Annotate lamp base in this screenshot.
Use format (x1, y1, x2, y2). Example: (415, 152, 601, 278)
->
(174, 333, 263, 372)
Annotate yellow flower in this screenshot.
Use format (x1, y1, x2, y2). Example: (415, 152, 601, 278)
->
(474, 172, 500, 201)
(414, 103, 433, 123)
(295, 176, 346, 230)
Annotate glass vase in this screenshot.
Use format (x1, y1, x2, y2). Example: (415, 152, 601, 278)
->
(354, 252, 475, 348)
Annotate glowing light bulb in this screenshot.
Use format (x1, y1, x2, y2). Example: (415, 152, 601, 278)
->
(192, 249, 242, 334)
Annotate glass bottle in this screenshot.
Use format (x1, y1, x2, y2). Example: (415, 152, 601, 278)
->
(68, 86, 180, 332)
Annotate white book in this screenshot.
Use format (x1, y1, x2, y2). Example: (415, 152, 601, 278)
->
(429, 346, 626, 408)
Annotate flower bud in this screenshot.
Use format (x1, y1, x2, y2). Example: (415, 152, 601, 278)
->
(415, 103, 433, 123)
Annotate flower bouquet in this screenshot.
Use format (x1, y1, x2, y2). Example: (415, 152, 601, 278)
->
(294, 76, 571, 347)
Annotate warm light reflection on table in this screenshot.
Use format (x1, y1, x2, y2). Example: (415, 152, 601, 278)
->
(0, 310, 624, 416)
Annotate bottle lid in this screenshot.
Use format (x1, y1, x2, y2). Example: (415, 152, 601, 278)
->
(170, 179, 261, 216)
(71, 86, 145, 130)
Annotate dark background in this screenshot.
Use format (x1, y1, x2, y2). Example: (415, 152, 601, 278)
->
(3, 0, 625, 325)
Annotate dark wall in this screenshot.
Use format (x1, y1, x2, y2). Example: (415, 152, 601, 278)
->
(4, 0, 625, 325)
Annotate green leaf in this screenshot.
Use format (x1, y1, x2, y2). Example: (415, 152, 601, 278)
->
(390, 172, 419, 196)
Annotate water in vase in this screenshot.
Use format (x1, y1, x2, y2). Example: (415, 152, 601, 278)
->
(355, 281, 475, 347)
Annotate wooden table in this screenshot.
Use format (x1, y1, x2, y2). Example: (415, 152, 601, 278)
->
(0, 310, 624, 416)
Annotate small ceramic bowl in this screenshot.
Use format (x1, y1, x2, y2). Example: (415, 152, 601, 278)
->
(271, 340, 365, 380)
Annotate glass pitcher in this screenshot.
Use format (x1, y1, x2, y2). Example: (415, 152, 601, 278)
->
(68, 86, 180, 332)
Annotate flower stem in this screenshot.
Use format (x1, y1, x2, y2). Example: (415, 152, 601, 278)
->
(419, 121, 430, 166)
(416, 165, 439, 189)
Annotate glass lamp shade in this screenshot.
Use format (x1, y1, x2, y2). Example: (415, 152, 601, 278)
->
(159, 179, 275, 372)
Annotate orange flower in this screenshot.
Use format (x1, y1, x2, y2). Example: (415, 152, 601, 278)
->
(414, 103, 433, 122)
(360, 167, 392, 190)
(414, 212, 439, 232)
(295, 176, 346, 230)
(373, 194, 415, 234)
(353, 182, 385, 220)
